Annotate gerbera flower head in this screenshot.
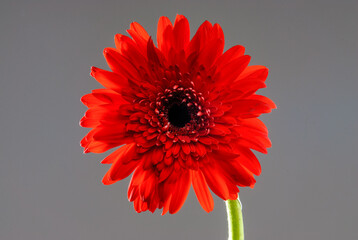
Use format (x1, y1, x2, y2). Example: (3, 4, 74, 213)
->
(80, 15, 276, 214)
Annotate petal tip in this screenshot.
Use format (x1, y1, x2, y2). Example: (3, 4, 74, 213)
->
(90, 66, 97, 77)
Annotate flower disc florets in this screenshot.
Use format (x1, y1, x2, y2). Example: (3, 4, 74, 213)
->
(156, 80, 212, 136)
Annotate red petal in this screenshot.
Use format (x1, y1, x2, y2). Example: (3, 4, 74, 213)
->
(84, 106, 120, 124)
(235, 125, 272, 149)
(102, 143, 139, 185)
(92, 89, 125, 101)
(139, 172, 156, 200)
(186, 20, 213, 57)
(195, 143, 207, 157)
(232, 65, 269, 94)
(81, 129, 121, 153)
(161, 195, 172, 215)
(198, 136, 218, 145)
(214, 55, 251, 88)
(85, 141, 118, 154)
(239, 118, 268, 134)
(214, 115, 238, 125)
(147, 38, 161, 65)
(169, 170, 191, 214)
(173, 143, 180, 156)
(92, 124, 127, 143)
(181, 143, 190, 155)
(231, 146, 261, 175)
(159, 165, 174, 182)
(235, 138, 268, 154)
(191, 170, 214, 212)
(173, 15, 190, 50)
(151, 147, 165, 165)
(210, 124, 231, 136)
(215, 155, 256, 188)
(127, 22, 150, 55)
(229, 99, 273, 118)
(114, 34, 147, 67)
(189, 23, 224, 68)
(197, 38, 224, 68)
(248, 94, 277, 109)
(80, 116, 99, 128)
(81, 90, 123, 108)
(129, 22, 149, 39)
(90, 67, 126, 92)
(211, 23, 224, 42)
(211, 149, 239, 160)
(215, 45, 245, 70)
(157, 16, 173, 56)
(201, 163, 231, 200)
(103, 48, 141, 81)
(100, 144, 133, 164)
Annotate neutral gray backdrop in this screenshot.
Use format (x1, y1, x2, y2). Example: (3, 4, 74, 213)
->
(1, 0, 357, 239)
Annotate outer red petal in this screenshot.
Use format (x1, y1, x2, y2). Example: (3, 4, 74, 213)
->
(90, 67, 126, 92)
(231, 146, 262, 176)
(235, 138, 268, 154)
(81, 89, 127, 108)
(169, 170, 191, 214)
(157, 16, 173, 56)
(173, 15, 190, 51)
(146, 38, 162, 65)
(186, 20, 213, 57)
(127, 22, 150, 55)
(214, 55, 251, 88)
(201, 162, 231, 200)
(247, 94, 277, 109)
(235, 125, 272, 149)
(81, 128, 121, 153)
(102, 143, 139, 185)
(228, 98, 274, 118)
(191, 170, 214, 212)
(213, 152, 257, 188)
(232, 65, 269, 94)
(215, 45, 245, 70)
(103, 48, 141, 82)
(114, 34, 147, 67)
(240, 118, 268, 133)
(80, 105, 120, 128)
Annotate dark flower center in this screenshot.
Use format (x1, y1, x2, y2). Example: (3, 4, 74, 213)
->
(153, 70, 214, 137)
(168, 103, 191, 128)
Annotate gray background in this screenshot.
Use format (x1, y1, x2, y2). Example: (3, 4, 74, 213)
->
(1, 0, 357, 239)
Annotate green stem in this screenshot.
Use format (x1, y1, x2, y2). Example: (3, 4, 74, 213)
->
(225, 196, 244, 240)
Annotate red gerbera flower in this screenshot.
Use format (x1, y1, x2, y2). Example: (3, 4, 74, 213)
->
(80, 15, 275, 214)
